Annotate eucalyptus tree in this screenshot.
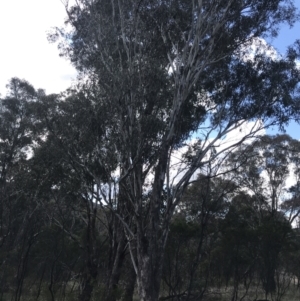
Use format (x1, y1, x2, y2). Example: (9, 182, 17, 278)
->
(226, 134, 300, 215)
(224, 134, 300, 298)
(49, 1, 300, 300)
(0, 78, 46, 300)
(31, 91, 116, 301)
(162, 174, 233, 301)
(0, 79, 104, 300)
(217, 192, 293, 301)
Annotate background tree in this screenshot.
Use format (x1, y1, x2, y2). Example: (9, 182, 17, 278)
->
(0, 78, 60, 300)
(224, 134, 300, 299)
(161, 174, 232, 301)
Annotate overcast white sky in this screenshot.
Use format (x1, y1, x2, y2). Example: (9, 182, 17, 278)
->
(0, 0, 76, 96)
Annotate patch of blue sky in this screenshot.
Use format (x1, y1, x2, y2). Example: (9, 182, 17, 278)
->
(265, 10, 300, 140)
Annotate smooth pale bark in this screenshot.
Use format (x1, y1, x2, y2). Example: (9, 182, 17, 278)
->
(135, 146, 170, 301)
(136, 240, 163, 301)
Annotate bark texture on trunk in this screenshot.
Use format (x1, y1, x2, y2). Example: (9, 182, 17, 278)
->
(136, 251, 163, 301)
(135, 145, 170, 301)
(121, 263, 136, 301)
(104, 183, 131, 301)
(79, 276, 94, 301)
(136, 223, 165, 301)
(104, 236, 126, 301)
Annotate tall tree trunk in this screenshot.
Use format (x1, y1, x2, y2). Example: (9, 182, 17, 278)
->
(105, 183, 131, 301)
(136, 243, 163, 301)
(79, 275, 94, 301)
(136, 224, 165, 301)
(121, 263, 136, 301)
(78, 205, 99, 301)
(135, 145, 171, 301)
(105, 235, 126, 301)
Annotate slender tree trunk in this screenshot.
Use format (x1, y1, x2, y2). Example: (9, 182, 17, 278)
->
(15, 230, 34, 301)
(79, 275, 94, 301)
(135, 145, 171, 301)
(105, 184, 131, 301)
(136, 228, 165, 301)
(136, 254, 162, 301)
(78, 205, 98, 301)
(105, 236, 126, 301)
(121, 264, 136, 301)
